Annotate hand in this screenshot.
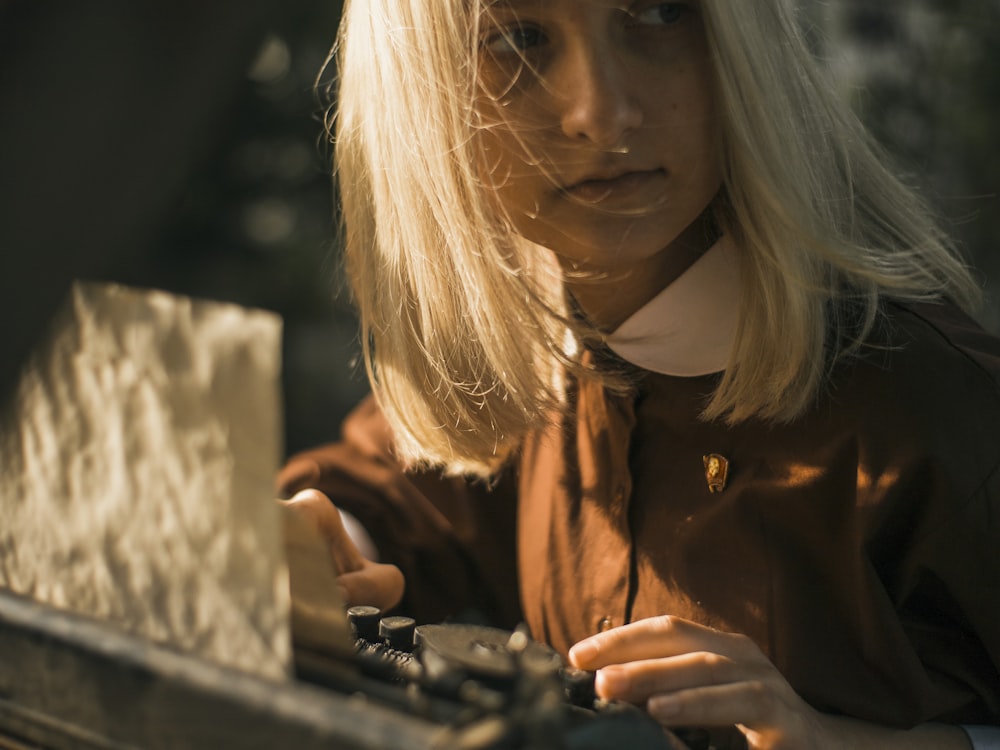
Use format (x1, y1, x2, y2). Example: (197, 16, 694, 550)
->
(567, 615, 971, 750)
(281, 489, 404, 612)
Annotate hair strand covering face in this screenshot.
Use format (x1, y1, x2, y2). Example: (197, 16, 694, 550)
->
(333, 0, 580, 477)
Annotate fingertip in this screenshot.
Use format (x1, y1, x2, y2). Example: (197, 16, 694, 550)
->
(594, 666, 629, 699)
(285, 488, 329, 505)
(568, 639, 598, 668)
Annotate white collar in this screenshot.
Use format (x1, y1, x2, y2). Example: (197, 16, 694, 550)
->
(604, 236, 740, 377)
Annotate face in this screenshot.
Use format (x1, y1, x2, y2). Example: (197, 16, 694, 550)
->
(473, 0, 722, 309)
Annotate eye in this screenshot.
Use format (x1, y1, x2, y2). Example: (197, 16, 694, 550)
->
(482, 23, 545, 55)
(630, 2, 690, 27)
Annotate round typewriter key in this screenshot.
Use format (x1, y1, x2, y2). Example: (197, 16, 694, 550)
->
(379, 615, 417, 651)
(347, 605, 381, 642)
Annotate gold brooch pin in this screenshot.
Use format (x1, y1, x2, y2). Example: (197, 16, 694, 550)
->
(703, 454, 729, 493)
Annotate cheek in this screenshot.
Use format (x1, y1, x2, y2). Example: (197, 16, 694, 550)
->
(472, 132, 563, 247)
(473, 81, 556, 177)
(473, 118, 548, 200)
(469, 133, 533, 241)
(474, 129, 515, 188)
(650, 83, 722, 190)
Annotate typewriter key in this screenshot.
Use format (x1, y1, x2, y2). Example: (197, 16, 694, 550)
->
(379, 615, 417, 652)
(347, 605, 381, 643)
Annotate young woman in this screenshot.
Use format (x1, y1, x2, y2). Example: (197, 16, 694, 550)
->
(279, 1, 1000, 747)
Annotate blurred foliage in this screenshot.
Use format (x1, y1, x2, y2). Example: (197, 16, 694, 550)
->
(151, 1, 344, 319)
(837, 1, 1000, 328)
(142, 0, 365, 455)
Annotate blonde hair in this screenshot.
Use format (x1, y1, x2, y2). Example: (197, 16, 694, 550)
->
(698, 2, 979, 421)
(329, 0, 981, 477)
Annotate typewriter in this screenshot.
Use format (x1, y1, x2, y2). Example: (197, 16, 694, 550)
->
(282, 508, 709, 750)
(0, 579, 709, 750)
(324, 604, 712, 750)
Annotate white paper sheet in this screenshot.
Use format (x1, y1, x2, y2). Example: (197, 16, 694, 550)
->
(0, 282, 290, 679)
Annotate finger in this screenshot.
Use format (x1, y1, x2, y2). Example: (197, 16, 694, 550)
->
(337, 562, 405, 611)
(595, 650, 761, 704)
(569, 615, 761, 670)
(645, 679, 788, 733)
(282, 489, 367, 573)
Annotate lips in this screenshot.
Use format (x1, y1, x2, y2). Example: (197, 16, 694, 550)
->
(562, 168, 665, 204)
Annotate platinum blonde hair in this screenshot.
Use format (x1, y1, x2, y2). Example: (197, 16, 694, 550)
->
(330, 0, 981, 477)
(334, 0, 573, 476)
(698, 2, 979, 421)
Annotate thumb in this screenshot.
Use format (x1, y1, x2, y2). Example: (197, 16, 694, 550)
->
(282, 488, 367, 574)
(338, 563, 405, 612)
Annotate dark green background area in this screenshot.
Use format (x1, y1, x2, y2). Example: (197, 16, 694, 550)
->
(1, 0, 997, 457)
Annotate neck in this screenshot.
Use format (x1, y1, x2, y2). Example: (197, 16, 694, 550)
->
(563, 212, 719, 329)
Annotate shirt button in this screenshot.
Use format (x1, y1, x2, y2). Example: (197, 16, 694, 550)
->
(597, 616, 614, 633)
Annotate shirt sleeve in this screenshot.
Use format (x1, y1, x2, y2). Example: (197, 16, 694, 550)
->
(899, 456, 1000, 724)
(276, 395, 522, 628)
(963, 725, 1000, 749)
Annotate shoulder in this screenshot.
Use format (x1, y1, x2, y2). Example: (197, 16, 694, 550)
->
(832, 299, 1000, 516)
(836, 299, 1000, 414)
(881, 300, 1000, 390)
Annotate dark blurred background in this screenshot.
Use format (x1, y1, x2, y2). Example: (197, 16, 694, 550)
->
(1, 0, 997, 458)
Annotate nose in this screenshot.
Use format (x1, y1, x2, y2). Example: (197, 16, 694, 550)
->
(556, 44, 642, 148)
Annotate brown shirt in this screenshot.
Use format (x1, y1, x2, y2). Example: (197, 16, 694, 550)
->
(278, 300, 1000, 728)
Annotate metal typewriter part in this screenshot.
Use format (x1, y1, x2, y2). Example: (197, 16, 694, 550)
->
(302, 605, 710, 750)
